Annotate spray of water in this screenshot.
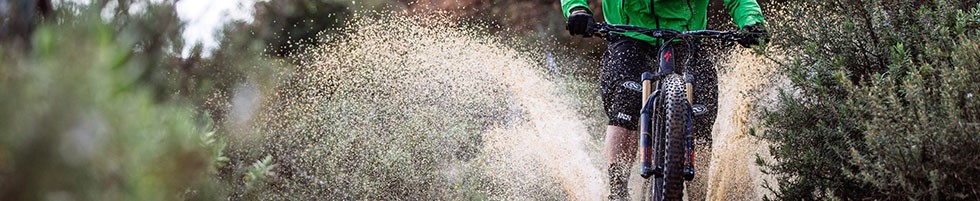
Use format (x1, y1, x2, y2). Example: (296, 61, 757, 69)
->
(238, 13, 604, 199)
(703, 50, 782, 200)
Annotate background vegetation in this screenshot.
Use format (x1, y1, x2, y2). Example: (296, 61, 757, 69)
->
(0, 3, 227, 200)
(759, 0, 980, 200)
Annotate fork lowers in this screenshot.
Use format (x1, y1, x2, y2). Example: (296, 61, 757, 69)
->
(683, 108, 695, 181)
(639, 115, 656, 179)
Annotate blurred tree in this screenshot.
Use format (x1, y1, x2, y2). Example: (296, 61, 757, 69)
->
(0, 0, 53, 47)
(0, 2, 228, 200)
(4, 0, 189, 103)
(250, 0, 352, 58)
(1, 0, 294, 199)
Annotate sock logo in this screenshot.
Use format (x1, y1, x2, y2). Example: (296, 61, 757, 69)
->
(621, 81, 642, 92)
(616, 112, 632, 121)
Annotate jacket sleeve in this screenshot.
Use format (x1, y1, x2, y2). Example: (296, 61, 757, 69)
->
(561, 0, 591, 18)
(724, 0, 766, 28)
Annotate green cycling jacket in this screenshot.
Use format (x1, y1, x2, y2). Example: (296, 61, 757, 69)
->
(562, 0, 765, 44)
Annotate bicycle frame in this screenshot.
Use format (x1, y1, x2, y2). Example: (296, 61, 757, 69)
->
(637, 41, 695, 179)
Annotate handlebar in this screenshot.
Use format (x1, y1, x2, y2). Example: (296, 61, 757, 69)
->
(589, 23, 742, 42)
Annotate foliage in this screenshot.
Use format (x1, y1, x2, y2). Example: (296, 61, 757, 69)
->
(243, 155, 277, 191)
(759, 0, 980, 200)
(0, 10, 225, 200)
(0, 0, 53, 45)
(0, 1, 290, 200)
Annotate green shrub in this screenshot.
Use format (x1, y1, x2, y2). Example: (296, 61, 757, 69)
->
(759, 0, 980, 200)
(0, 12, 225, 200)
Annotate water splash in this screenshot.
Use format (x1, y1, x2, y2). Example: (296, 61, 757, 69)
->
(242, 13, 604, 200)
(703, 49, 782, 200)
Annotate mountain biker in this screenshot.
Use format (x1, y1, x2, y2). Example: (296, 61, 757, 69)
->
(561, 0, 768, 199)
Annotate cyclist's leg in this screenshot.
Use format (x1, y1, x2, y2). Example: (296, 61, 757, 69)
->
(604, 125, 637, 166)
(604, 126, 636, 200)
(599, 35, 654, 200)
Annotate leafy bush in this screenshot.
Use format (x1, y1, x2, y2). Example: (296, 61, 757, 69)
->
(0, 11, 225, 200)
(0, 1, 291, 200)
(759, 0, 980, 200)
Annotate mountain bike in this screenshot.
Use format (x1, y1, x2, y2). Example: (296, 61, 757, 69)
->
(588, 23, 744, 201)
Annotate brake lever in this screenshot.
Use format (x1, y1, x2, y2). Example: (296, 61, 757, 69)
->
(588, 23, 609, 37)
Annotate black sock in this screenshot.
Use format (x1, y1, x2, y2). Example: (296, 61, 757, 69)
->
(609, 163, 630, 200)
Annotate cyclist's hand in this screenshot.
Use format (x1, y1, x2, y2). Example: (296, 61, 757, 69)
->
(566, 10, 594, 37)
(737, 23, 769, 48)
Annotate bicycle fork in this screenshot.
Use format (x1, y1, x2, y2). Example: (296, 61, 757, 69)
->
(639, 72, 659, 179)
(637, 72, 697, 181)
(639, 43, 698, 181)
(683, 73, 696, 181)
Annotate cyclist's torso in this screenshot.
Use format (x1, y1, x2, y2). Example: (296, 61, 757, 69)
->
(603, 0, 709, 43)
(562, 0, 765, 45)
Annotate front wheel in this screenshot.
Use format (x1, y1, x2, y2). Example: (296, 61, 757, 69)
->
(650, 74, 688, 201)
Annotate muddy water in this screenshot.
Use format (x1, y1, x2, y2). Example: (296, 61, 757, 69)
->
(252, 13, 606, 199)
(703, 50, 780, 201)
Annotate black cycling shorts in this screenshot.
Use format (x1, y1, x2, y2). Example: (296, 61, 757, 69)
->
(600, 35, 718, 142)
